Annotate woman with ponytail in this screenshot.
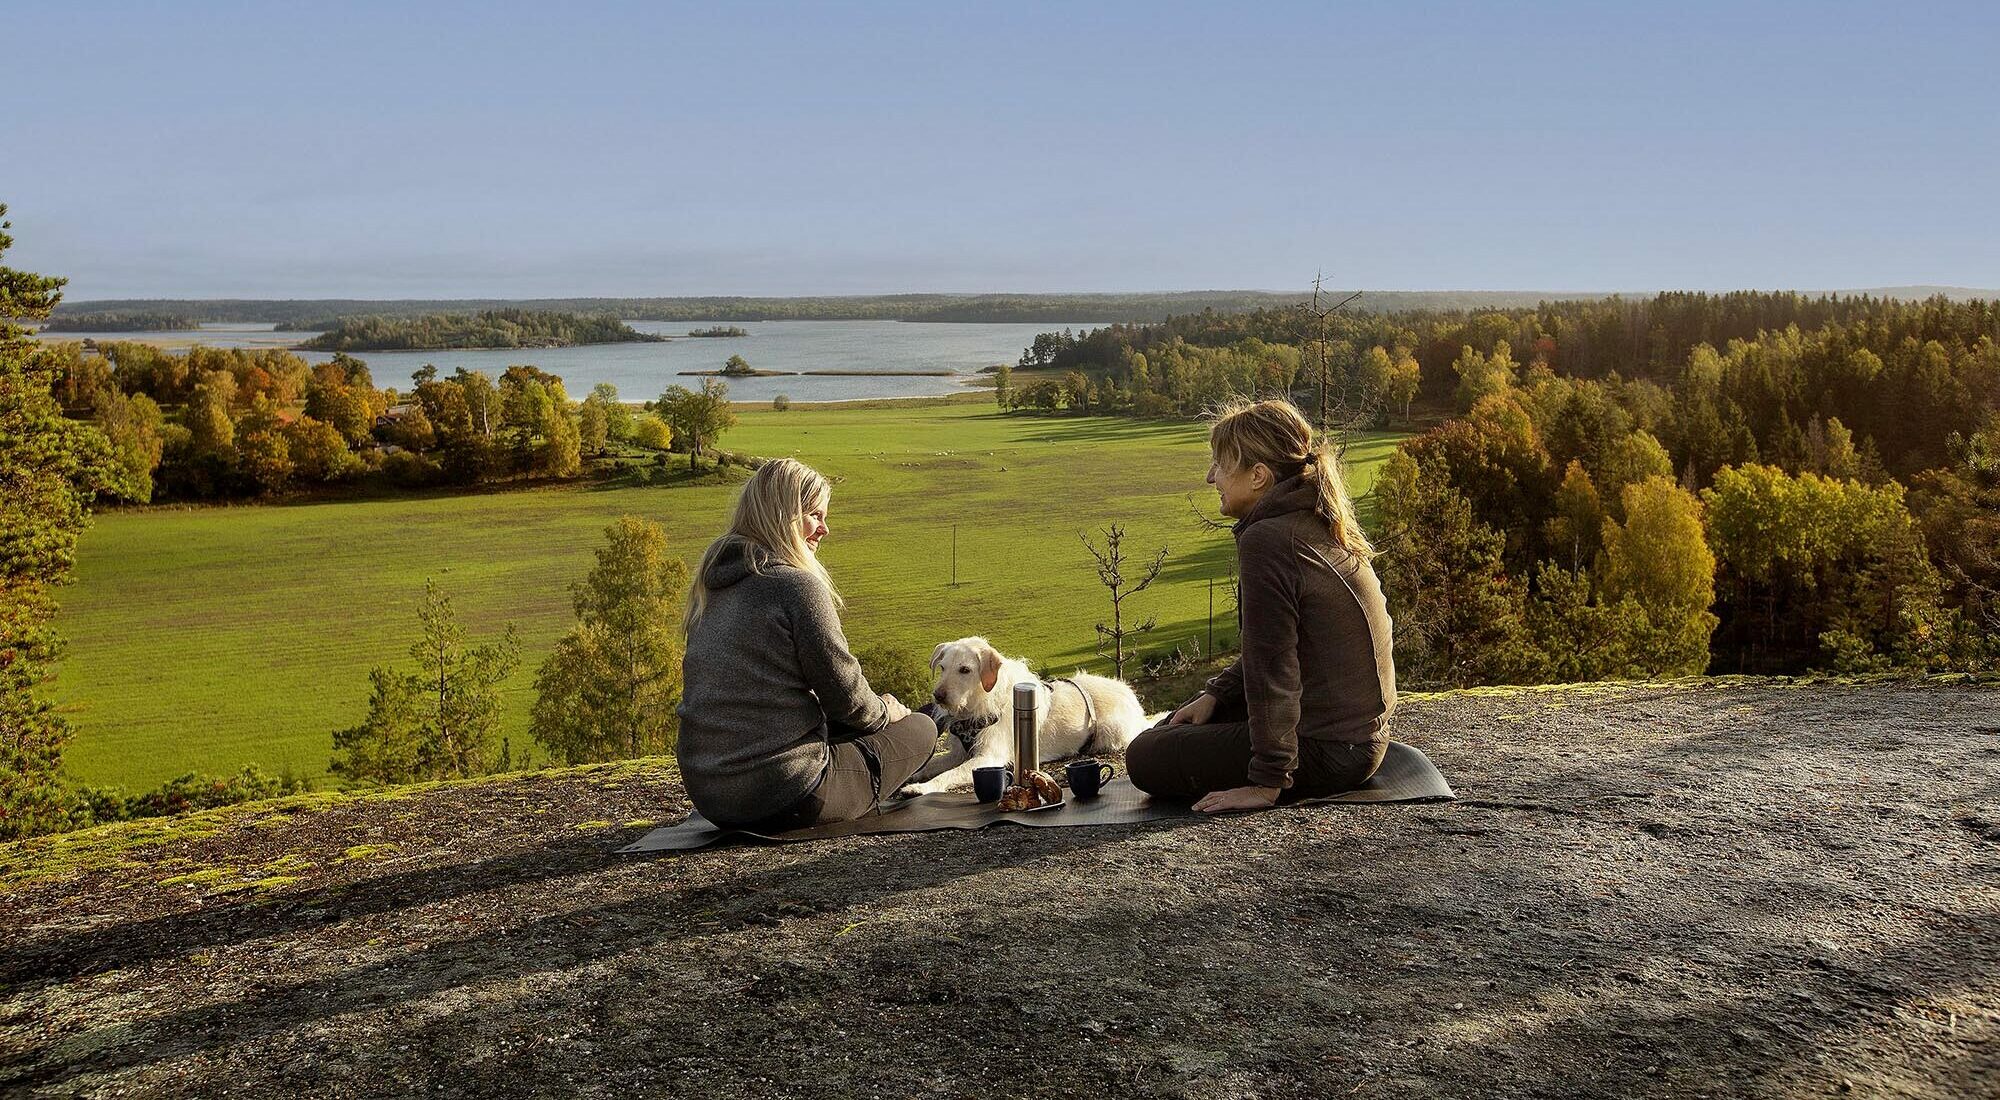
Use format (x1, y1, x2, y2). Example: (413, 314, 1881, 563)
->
(1125, 398, 1396, 812)
(676, 458, 939, 829)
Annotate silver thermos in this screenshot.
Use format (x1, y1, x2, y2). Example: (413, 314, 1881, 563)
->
(1012, 681, 1040, 778)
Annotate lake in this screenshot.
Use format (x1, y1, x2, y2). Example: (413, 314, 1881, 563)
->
(36, 319, 1099, 403)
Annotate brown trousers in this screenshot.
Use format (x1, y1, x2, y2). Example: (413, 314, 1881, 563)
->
(748, 712, 940, 831)
(1126, 695, 1386, 800)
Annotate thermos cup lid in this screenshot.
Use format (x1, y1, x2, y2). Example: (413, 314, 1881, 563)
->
(1012, 682, 1038, 710)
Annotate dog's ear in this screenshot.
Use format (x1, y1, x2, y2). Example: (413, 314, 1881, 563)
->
(931, 642, 949, 670)
(979, 642, 1001, 693)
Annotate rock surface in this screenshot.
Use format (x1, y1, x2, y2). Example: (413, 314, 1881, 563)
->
(2, 679, 1997, 1098)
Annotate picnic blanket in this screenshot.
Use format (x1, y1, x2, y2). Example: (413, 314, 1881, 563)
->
(618, 740, 1454, 854)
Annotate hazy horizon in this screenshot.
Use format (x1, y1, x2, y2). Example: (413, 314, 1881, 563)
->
(7, 1, 1996, 299)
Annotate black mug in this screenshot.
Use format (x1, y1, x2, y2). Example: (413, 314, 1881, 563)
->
(1066, 758, 1115, 798)
(973, 764, 1014, 803)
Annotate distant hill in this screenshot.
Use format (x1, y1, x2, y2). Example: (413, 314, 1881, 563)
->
(53, 287, 1997, 327)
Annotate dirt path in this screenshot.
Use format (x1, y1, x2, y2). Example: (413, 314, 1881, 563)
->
(3, 679, 1997, 1098)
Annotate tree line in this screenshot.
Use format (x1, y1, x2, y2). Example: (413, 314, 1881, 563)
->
(39, 340, 753, 502)
(54, 289, 1628, 327)
(39, 311, 203, 332)
(1007, 293, 2000, 685)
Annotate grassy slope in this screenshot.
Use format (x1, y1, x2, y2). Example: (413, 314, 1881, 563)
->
(53, 401, 1402, 790)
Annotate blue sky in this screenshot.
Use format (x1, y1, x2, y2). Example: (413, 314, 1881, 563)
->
(5, 0, 1996, 298)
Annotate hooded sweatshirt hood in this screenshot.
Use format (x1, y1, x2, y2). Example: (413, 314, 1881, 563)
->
(704, 535, 780, 589)
(1235, 474, 1320, 536)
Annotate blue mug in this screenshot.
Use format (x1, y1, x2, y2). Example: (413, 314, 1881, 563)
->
(973, 764, 1014, 803)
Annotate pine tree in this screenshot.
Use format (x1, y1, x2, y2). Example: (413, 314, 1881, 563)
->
(530, 517, 689, 763)
(332, 580, 519, 783)
(1374, 449, 1531, 686)
(0, 204, 119, 839)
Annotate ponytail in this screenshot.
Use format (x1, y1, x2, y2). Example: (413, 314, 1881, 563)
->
(1209, 397, 1375, 561)
(1305, 438, 1375, 561)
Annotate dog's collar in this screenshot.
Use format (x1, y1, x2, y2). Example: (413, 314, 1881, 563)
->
(946, 712, 999, 751)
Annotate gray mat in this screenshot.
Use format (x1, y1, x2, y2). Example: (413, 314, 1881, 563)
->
(617, 740, 1455, 854)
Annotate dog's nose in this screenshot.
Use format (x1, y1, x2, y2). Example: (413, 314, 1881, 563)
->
(933, 689, 948, 704)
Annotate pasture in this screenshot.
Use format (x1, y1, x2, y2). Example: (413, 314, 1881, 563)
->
(52, 400, 1403, 790)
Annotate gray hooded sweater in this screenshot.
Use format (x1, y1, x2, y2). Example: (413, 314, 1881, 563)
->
(674, 537, 889, 826)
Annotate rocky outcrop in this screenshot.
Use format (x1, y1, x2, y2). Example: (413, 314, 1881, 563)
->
(3, 679, 1996, 1098)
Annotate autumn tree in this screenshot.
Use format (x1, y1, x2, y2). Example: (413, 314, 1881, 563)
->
(331, 580, 519, 783)
(283, 415, 360, 482)
(1542, 461, 1606, 572)
(589, 383, 633, 442)
(654, 378, 736, 470)
(1452, 340, 1518, 411)
(633, 413, 672, 451)
(1702, 464, 1944, 673)
(1600, 476, 1718, 674)
(1361, 345, 1422, 421)
(1386, 346, 1421, 419)
(530, 518, 689, 763)
(539, 381, 583, 476)
(578, 398, 608, 455)
(92, 388, 165, 501)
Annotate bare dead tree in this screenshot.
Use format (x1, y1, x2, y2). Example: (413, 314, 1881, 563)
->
(1293, 271, 1375, 450)
(1081, 524, 1169, 680)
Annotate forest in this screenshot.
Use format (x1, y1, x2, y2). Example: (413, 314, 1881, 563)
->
(1004, 292, 2000, 684)
(38, 311, 202, 332)
(287, 309, 666, 351)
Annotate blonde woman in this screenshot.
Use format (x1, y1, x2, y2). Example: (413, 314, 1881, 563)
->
(676, 458, 939, 829)
(1126, 398, 1396, 813)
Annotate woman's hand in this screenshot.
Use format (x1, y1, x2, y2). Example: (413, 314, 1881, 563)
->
(880, 693, 911, 722)
(1167, 692, 1218, 726)
(1193, 785, 1281, 814)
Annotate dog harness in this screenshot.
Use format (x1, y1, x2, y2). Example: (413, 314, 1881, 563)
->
(944, 679, 1096, 754)
(944, 712, 997, 753)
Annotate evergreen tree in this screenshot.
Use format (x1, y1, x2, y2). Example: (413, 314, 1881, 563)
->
(530, 518, 689, 763)
(0, 204, 119, 839)
(332, 579, 519, 783)
(1374, 450, 1530, 686)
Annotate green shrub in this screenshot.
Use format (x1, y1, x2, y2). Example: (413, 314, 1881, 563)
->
(855, 643, 935, 703)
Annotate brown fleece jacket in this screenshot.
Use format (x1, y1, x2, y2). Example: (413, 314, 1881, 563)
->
(1204, 475, 1397, 788)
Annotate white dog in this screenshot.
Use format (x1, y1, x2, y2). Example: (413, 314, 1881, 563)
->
(902, 636, 1159, 796)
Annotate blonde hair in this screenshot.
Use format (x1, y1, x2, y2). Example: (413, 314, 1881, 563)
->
(683, 458, 838, 633)
(1208, 398, 1375, 560)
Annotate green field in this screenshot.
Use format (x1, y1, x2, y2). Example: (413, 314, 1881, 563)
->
(52, 401, 1403, 790)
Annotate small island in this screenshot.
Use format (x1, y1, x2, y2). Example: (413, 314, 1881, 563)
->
(40, 311, 204, 332)
(291, 310, 668, 352)
(685, 325, 748, 338)
(680, 354, 787, 377)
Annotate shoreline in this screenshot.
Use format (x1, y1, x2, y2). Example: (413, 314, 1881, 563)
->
(676, 368, 959, 378)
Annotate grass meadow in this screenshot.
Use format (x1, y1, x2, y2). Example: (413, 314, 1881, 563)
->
(53, 399, 1404, 790)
